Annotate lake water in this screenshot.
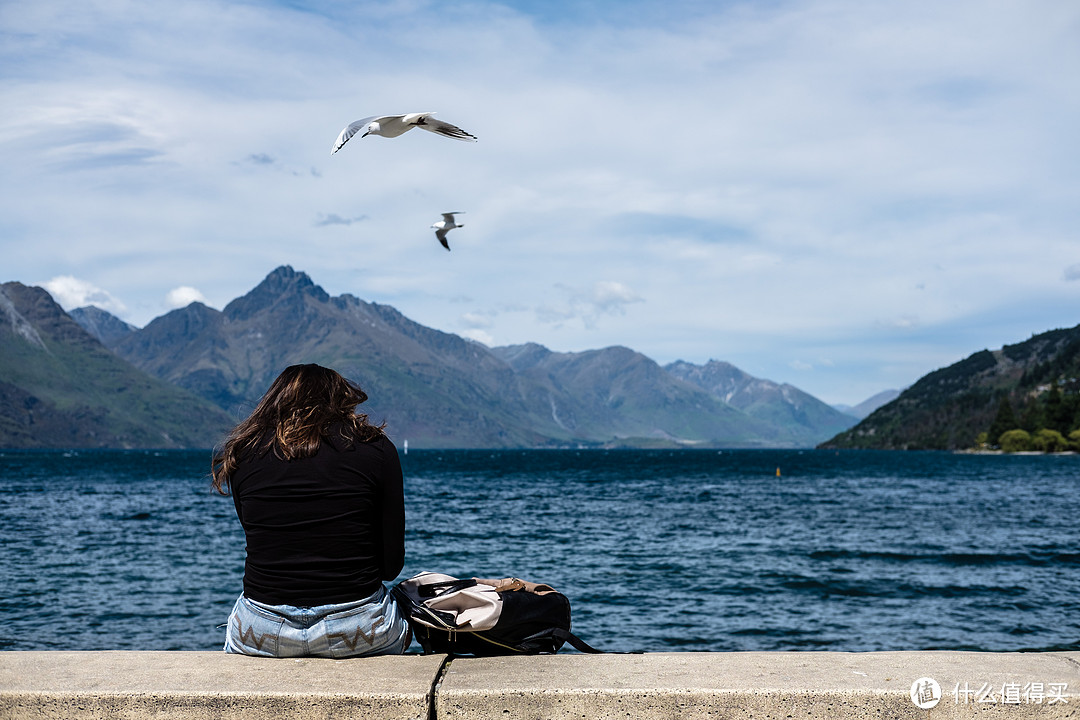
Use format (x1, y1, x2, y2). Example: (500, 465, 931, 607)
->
(1, 448, 1078, 653)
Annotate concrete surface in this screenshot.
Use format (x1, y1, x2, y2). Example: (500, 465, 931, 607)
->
(440, 651, 1079, 719)
(0, 651, 446, 720)
(1, 651, 1077, 720)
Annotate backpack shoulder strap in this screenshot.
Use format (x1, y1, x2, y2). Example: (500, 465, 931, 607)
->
(550, 627, 604, 654)
(418, 578, 479, 597)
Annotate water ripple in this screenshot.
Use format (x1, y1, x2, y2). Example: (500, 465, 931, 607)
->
(1, 448, 1078, 652)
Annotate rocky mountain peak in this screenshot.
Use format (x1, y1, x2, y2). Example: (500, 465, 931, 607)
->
(224, 265, 330, 321)
(1, 283, 49, 350)
(491, 343, 554, 370)
(665, 359, 753, 397)
(69, 305, 138, 346)
(4, 282, 103, 350)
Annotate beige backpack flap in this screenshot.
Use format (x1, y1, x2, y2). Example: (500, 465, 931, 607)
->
(403, 572, 503, 631)
(424, 584, 502, 630)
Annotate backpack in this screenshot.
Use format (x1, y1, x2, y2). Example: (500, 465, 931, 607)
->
(391, 571, 602, 656)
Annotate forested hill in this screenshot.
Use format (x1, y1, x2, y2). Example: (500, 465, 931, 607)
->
(820, 323, 1080, 451)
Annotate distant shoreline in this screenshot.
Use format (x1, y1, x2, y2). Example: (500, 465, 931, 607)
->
(955, 448, 1078, 456)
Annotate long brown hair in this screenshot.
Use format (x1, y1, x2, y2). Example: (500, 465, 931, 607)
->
(211, 364, 385, 494)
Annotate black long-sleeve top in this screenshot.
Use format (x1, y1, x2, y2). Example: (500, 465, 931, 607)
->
(229, 429, 405, 606)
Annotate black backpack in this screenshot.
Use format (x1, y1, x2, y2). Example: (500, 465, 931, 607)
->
(391, 572, 601, 656)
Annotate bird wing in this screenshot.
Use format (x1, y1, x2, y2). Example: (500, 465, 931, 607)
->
(415, 116, 477, 142)
(435, 228, 451, 250)
(331, 116, 380, 154)
(402, 112, 434, 125)
(442, 212, 464, 222)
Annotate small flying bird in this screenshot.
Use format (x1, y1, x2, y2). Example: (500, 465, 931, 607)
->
(432, 212, 464, 251)
(331, 113, 477, 154)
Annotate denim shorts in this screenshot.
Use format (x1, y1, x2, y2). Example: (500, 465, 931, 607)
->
(224, 584, 412, 658)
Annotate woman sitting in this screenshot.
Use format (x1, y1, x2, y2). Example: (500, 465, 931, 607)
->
(212, 363, 411, 657)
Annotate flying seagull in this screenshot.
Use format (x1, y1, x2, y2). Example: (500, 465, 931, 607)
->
(331, 113, 477, 154)
(432, 212, 464, 251)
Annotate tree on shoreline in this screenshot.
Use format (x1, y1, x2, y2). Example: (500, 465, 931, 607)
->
(998, 429, 1031, 453)
(981, 388, 1080, 452)
(986, 397, 1018, 447)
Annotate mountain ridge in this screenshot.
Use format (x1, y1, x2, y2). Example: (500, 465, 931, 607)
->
(55, 266, 1071, 452)
(832, 389, 901, 420)
(664, 358, 856, 446)
(61, 265, 854, 448)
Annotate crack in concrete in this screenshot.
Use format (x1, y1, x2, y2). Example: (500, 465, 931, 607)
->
(427, 655, 453, 720)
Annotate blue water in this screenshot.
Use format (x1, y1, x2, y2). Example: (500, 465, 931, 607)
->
(1, 449, 1078, 653)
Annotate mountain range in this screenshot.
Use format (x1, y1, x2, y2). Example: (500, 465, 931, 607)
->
(2, 266, 860, 449)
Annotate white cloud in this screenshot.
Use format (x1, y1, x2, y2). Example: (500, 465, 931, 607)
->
(461, 311, 495, 329)
(535, 281, 644, 329)
(591, 281, 643, 313)
(165, 286, 209, 309)
(462, 329, 495, 346)
(41, 275, 126, 314)
(315, 213, 369, 227)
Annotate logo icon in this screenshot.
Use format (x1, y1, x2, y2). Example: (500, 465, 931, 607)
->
(910, 677, 942, 709)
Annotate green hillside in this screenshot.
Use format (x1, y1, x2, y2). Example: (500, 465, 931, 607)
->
(0, 282, 232, 448)
(820, 324, 1080, 451)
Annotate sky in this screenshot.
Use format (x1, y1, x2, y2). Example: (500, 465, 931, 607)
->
(2, 0, 1079, 407)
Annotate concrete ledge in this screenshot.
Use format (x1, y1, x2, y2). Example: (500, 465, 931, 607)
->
(440, 652, 1080, 719)
(0, 651, 446, 720)
(1, 651, 1077, 720)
